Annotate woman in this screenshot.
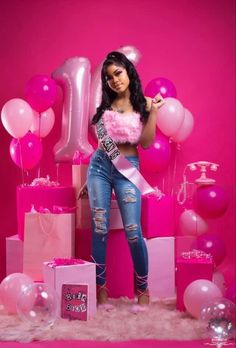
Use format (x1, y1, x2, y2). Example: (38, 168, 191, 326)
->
(80, 51, 164, 307)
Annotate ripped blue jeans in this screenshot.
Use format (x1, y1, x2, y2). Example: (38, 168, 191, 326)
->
(87, 149, 148, 291)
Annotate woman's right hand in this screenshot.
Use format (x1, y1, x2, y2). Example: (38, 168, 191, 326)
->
(77, 182, 88, 199)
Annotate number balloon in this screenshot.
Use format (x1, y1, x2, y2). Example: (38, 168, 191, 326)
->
(52, 57, 94, 162)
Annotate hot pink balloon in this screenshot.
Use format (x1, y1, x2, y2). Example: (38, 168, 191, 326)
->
(52, 57, 94, 162)
(225, 284, 236, 304)
(1, 98, 34, 138)
(179, 209, 208, 236)
(183, 279, 222, 318)
(0, 273, 34, 314)
(9, 132, 43, 170)
(193, 185, 229, 219)
(156, 97, 185, 137)
(144, 77, 177, 99)
(171, 108, 194, 143)
(192, 232, 226, 266)
(139, 131, 171, 172)
(30, 108, 55, 138)
(89, 45, 141, 144)
(25, 75, 57, 112)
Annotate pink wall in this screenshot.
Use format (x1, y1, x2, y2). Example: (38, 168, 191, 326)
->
(0, 0, 235, 283)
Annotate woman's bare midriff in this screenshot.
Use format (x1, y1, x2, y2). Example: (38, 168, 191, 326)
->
(99, 143, 138, 156)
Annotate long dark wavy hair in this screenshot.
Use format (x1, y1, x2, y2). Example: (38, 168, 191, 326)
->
(91, 51, 149, 125)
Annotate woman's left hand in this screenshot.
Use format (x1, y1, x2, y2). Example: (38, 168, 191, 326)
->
(151, 93, 165, 109)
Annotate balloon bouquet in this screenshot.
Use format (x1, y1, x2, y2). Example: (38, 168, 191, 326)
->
(1, 75, 57, 181)
(0, 272, 59, 327)
(177, 162, 235, 345)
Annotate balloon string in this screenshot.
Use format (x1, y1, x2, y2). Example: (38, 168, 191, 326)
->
(171, 143, 180, 197)
(18, 138, 25, 185)
(37, 113, 42, 178)
(56, 163, 60, 183)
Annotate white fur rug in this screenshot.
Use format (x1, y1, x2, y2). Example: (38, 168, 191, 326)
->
(0, 298, 204, 343)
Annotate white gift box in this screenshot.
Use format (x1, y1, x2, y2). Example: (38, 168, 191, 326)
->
(146, 237, 175, 300)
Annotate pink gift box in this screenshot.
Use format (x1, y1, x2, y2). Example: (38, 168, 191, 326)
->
(43, 260, 96, 319)
(176, 253, 213, 311)
(17, 185, 76, 240)
(106, 229, 134, 299)
(146, 237, 175, 300)
(6, 235, 23, 275)
(141, 194, 175, 239)
(23, 212, 75, 281)
(76, 198, 123, 230)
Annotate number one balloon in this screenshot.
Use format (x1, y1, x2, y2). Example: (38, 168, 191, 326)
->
(52, 57, 94, 162)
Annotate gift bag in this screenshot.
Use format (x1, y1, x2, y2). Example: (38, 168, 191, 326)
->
(23, 212, 75, 281)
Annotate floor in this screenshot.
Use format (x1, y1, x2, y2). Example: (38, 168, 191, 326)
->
(0, 340, 235, 348)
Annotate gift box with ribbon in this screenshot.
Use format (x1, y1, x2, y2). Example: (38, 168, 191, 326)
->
(23, 212, 75, 281)
(141, 193, 175, 239)
(176, 249, 214, 311)
(43, 258, 96, 319)
(17, 179, 76, 240)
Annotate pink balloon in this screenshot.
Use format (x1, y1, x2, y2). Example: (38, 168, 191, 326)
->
(139, 131, 171, 172)
(193, 185, 229, 219)
(52, 57, 94, 162)
(25, 75, 57, 112)
(171, 108, 194, 143)
(156, 97, 185, 137)
(1, 98, 34, 138)
(183, 279, 222, 318)
(0, 273, 34, 314)
(179, 209, 208, 236)
(30, 108, 55, 138)
(225, 284, 236, 304)
(192, 232, 226, 266)
(212, 271, 226, 295)
(89, 45, 141, 144)
(9, 132, 43, 170)
(144, 77, 177, 98)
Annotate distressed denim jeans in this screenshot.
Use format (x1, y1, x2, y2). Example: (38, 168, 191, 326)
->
(87, 149, 148, 290)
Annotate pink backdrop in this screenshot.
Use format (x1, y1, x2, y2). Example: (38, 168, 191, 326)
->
(0, 0, 235, 284)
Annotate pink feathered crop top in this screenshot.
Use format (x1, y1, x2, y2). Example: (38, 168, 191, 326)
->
(102, 110, 143, 144)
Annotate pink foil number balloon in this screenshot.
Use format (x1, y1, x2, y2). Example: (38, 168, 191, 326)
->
(52, 57, 94, 162)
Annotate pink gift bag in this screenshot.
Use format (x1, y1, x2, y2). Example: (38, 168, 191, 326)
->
(17, 185, 76, 240)
(141, 194, 175, 239)
(23, 212, 75, 281)
(176, 250, 213, 311)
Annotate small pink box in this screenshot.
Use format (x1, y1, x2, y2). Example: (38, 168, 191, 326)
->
(17, 185, 76, 240)
(76, 198, 123, 230)
(146, 237, 175, 300)
(106, 229, 134, 299)
(43, 260, 96, 319)
(141, 194, 175, 239)
(6, 235, 23, 275)
(176, 253, 213, 311)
